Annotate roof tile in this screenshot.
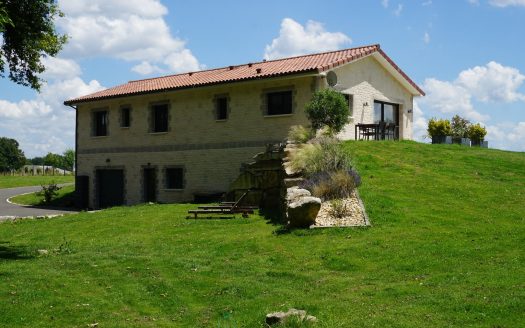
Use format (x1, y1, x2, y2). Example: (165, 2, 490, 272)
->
(65, 44, 424, 105)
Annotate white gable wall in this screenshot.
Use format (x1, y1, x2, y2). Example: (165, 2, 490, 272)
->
(327, 55, 415, 140)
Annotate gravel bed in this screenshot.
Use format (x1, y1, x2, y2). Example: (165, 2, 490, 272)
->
(312, 190, 369, 227)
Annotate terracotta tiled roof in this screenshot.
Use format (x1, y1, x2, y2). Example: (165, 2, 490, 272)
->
(65, 44, 424, 105)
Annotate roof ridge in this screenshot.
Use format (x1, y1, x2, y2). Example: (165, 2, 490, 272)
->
(127, 44, 380, 84)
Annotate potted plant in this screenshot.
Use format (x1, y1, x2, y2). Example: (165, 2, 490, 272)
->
(427, 118, 452, 144)
(450, 115, 471, 146)
(468, 123, 487, 147)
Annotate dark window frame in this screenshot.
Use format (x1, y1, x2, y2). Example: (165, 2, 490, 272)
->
(92, 109, 108, 137)
(373, 100, 400, 125)
(215, 96, 229, 120)
(342, 93, 354, 118)
(165, 166, 185, 190)
(266, 90, 293, 116)
(150, 103, 169, 133)
(120, 106, 131, 128)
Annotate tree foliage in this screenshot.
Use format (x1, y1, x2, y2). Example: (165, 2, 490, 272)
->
(0, 137, 26, 171)
(0, 0, 67, 90)
(427, 118, 452, 138)
(62, 149, 75, 171)
(451, 115, 471, 138)
(467, 123, 487, 142)
(305, 89, 349, 134)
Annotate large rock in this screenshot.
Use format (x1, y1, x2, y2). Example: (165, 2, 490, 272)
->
(286, 187, 310, 202)
(265, 308, 317, 326)
(287, 196, 321, 228)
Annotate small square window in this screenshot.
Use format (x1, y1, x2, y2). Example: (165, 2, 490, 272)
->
(151, 104, 168, 132)
(216, 97, 228, 120)
(121, 107, 131, 127)
(267, 91, 292, 115)
(93, 110, 108, 136)
(166, 167, 184, 189)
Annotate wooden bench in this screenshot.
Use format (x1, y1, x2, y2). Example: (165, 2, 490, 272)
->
(187, 190, 257, 219)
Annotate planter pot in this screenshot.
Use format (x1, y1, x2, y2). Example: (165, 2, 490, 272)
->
(452, 137, 471, 146)
(432, 135, 452, 144)
(472, 139, 488, 148)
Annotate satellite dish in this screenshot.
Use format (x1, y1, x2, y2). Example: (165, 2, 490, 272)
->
(326, 71, 338, 87)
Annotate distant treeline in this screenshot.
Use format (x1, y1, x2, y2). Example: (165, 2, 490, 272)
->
(0, 136, 74, 172)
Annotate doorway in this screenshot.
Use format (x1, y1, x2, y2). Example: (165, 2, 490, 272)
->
(143, 168, 157, 203)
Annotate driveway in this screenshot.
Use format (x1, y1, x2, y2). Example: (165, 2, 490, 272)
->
(0, 184, 78, 220)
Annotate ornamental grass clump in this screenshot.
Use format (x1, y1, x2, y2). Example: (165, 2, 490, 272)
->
(287, 125, 314, 144)
(301, 169, 361, 201)
(289, 137, 351, 175)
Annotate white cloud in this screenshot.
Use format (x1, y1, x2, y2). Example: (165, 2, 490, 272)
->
(418, 61, 525, 124)
(0, 65, 104, 157)
(394, 4, 404, 16)
(412, 101, 429, 141)
(422, 0, 433, 6)
(418, 78, 489, 122)
(456, 61, 525, 102)
(56, 0, 202, 75)
(423, 32, 430, 44)
(486, 122, 525, 151)
(41, 57, 82, 80)
(467, 0, 480, 5)
(382, 0, 390, 8)
(489, 0, 525, 7)
(131, 61, 164, 75)
(264, 18, 351, 60)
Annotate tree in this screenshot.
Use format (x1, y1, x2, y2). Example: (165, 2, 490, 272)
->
(43, 152, 63, 169)
(451, 115, 470, 138)
(62, 149, 75, 172)
(29, 157, 45, 165)
(305, 89, 349, 134)
(0, 0, 67, 90)
(0, 137, 26, 172)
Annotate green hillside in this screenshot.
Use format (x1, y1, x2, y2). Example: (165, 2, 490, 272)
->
(0, 141, 523, 327)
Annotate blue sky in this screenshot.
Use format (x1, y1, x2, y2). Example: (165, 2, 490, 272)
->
(1, 0, 524, 157)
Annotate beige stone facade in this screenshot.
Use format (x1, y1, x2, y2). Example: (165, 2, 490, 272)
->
(75, 55, 418, 208)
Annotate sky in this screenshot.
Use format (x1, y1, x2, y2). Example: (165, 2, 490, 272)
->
(1, 0, 524, 157)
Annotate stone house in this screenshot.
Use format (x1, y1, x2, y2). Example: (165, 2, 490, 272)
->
(65, 44, 424, 209)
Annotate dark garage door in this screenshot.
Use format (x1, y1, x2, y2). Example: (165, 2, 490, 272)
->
(97, 169, 124, 208)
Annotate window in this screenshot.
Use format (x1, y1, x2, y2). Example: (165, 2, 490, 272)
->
(216, 97, 228, 120)
(373, 101, 399, 125)
(120, 107, 131, 128)
(93, 110, 108, 136)
(151, 103, 168, 132)
(343, 94, 354, 118)
(266, 91, 292, 115)
(166, 167, 184, 189)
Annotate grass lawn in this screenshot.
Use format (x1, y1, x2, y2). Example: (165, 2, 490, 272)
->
(0, 141, 524, 327)
(0, 175, 74, 189)
(9, 185, 75, 207)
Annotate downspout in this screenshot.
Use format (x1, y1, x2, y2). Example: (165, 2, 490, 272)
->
(66, 104, 78, 178)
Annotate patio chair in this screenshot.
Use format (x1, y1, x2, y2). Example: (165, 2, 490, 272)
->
(187, 189, 256, 219)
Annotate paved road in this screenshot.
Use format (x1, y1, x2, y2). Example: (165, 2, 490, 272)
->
(0, 184, 77, 220)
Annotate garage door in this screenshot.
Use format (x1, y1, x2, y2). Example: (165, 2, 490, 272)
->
(97, 169, 124, 208)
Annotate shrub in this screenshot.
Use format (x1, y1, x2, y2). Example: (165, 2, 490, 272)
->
(468, 123, 487, 142)
(328, 199, 349, 219)
(427, 118, 452, 138)
(287, 125, 314, 144)
(305, 89, 349, 134)
(39, 182, 61, 204)
(301, 169, 361, 201)
(288, 137, 351, 175)
(451, 115, 471, 138)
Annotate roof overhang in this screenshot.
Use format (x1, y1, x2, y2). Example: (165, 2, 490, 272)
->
(371, 50, 425, 96)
